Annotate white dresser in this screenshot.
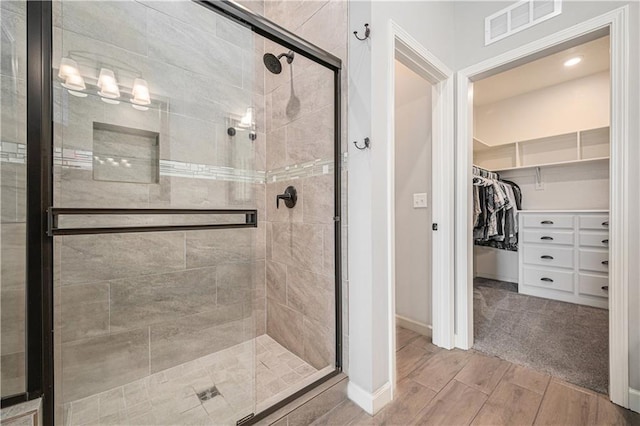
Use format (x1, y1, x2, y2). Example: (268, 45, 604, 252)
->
(518, 211, 609, 309)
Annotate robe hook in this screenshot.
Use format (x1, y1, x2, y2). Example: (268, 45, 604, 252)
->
(354, 23, 370, 41)
(354, 137, 370, 150)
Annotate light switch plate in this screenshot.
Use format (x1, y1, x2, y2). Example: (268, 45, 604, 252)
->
(413, 193, 428, 208)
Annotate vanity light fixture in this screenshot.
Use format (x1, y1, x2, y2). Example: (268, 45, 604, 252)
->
(564, 56, 583, 67)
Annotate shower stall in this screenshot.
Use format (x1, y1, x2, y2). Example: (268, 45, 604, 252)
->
(0, 1, 343, 424)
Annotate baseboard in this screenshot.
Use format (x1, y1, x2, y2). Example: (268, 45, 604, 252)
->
(347, 380, 392, 415)
(630, 388, 640, 413)
(475, 272, 518, 284)
(395, 315, 432, 336)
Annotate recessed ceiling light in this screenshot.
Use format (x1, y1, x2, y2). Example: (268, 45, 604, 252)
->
(564, 56, 583, 67)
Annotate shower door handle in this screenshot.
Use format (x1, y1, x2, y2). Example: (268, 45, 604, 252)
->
(276, 186, 298, 209)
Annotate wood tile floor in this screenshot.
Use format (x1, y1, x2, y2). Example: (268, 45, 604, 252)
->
(312, 327, 640, 426)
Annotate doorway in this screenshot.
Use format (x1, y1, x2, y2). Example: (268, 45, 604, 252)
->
(394, 60, 433, 342)
(455, 8, 630, 408)
(386, 22, 455, 400)
(471, 35, 611, 394)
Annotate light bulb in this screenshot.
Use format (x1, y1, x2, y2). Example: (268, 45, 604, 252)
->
(564, 56, 583, 67)
(97, 68, 120, 99)
(131, 78, 151, 106)
(97, 68, 116, 88)
(58, 57, 79, 79)
(239, 107, 254, 128)
(61, 73, 86, 91)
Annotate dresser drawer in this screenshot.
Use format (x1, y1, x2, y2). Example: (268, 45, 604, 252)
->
(523, 267, 574, 292)
(523, 245, 574, 268)
(579, 249, 609, 273)
(523, 214, 574, 229)
(579, 215, 609, 230)
(579, 232, 609, 248)
(522, 229, 574, 246)
(578, 273, 609, 298)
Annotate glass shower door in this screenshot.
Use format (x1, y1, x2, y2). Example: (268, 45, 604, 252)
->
(52, 1, 262, 424)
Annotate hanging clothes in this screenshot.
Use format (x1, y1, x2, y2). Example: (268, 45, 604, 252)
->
(473, 166, 522, 251)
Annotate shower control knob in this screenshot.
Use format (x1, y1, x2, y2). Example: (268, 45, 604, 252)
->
(276, 186, 297, 209)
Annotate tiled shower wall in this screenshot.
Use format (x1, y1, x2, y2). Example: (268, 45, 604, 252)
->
(52, 0, 266, 409)
(0, 0, 27, 397)
(260, 0, 349, 372)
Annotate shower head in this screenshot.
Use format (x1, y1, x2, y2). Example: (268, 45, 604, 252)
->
(263, 51, 294, 74)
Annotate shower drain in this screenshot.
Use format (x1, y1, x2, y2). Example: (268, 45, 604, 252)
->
(197, 385, 221, 402)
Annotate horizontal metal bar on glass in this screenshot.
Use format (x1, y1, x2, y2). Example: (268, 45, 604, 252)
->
(47, 208, 258, 236)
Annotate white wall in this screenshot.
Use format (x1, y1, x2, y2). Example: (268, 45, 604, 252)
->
(475, 71, 610, 145)
(454, 0, 640, 393)
(349, 0, 640, 412)
(348, 0, 455, 412)
(501, 161, 610, 211)
(474, 247, 519, 283)
(394, 60, 432, 328)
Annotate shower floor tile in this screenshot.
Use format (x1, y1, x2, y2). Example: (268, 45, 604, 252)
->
(62, 335, 320, 426)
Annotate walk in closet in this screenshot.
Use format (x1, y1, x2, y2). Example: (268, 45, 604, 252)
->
(471, 35, 611, 395)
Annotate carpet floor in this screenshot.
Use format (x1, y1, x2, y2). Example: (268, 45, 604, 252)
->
(473, 277, 609, 394)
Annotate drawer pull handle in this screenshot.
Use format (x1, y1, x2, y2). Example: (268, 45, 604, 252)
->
(540, 277, 554, 283)
(602, 221, 609, 226)
(601, 286, 609, 291)
(540, 255, 554, 260)
(602, 260, 609, 266)
(602, 239, 609, 244)
(540, 236, 554, 241)
(541, 220, 554, 225)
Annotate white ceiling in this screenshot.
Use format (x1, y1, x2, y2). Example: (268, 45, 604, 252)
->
(474, 36, 610, 106)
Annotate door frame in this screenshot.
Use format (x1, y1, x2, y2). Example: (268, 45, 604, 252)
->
(387, 20, 455, 395)
(454, 6, 630, 407)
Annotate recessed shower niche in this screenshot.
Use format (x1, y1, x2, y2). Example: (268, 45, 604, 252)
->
(92, 122, 159, 184)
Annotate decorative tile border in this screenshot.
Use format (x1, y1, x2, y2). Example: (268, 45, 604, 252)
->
(1, 142, 345, 183)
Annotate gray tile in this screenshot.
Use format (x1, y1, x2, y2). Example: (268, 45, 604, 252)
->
(57, 168, 150, 209)
(149, 308, 247, 372)
(60, 231, 185, 285)
(0, 287, 25, 356)
(61, 328, 149, 402)
(266, 261, 287, 304)
(0, 351, 25, 397)
(186, 229, 256, 268)
(217, 263, 257, 306)
(60, 0, 148, 54)
(59, 283, 109, 343)
(1, 163, 26, 223)
(0, 223, 26, 291)
(302, 318, 334, 370)
(291, 223, 324, 274)
(110, 267, 217, 332)
(286, 105, 334, 165)
(0, 76, 26, 145)
(286, 266, 333, 324)
(302, 174, 334, 225)
(0, 5, 26, 80)
(266, 127, 287, 171)
(146, 7, 242, 87)
(267, 301, 304, 359)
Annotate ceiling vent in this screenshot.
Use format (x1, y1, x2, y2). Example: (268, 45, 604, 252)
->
(485, 0, 562, 45)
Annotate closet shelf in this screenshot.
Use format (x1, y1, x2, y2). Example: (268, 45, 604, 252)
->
(473, 126, 609, 172)
(491, 156, 609, 172)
